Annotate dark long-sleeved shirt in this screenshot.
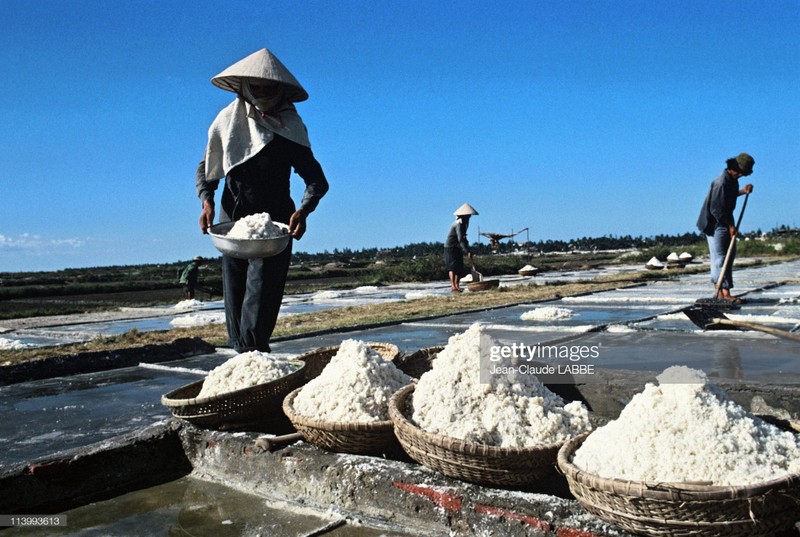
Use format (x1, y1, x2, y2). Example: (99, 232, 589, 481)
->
(444, 218, 471, 254)
(196, 134, 328, 224)
(696, 170, 739, 235)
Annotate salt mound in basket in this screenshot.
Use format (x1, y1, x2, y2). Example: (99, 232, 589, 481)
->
(572, 366, 800, 485)
(412, 323, 591, 448)
(292, 339, 412, 423)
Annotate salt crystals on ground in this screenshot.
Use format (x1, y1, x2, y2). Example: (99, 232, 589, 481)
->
(227, 212, 289, 240)
(0, 337, 29, 350)
(170, 312, 225, 328)
(520, 306, 574, 321)
(293, 339, 412, 422)
(412, 323, 591, 448)
(354, 286, 379, 294)
(573, 366, 800, 485)
(605, 324, 636, 333)
(197, 351, 299, 399)
(312, 290, 342, 301)
(173, 299, 204, 310)
(405, 291, 438, 300)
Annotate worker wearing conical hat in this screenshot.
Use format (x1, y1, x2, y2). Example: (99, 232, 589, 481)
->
(444, 203, 478, 292)
(195, 48, 329, 352)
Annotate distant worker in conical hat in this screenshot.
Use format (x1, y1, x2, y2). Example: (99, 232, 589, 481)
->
(444, 203, 478, 293)
(695, 153, 754, 304)
(195, 48, 329, 352)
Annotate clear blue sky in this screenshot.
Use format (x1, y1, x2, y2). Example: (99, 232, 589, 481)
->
(1, 0, 798, 272)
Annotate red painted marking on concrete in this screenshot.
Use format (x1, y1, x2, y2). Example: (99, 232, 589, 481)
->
(392, 482, 463, 512)
(26, 461, 66, 478)
(557, 528, 604, 537)
(473, 504, 552, 532)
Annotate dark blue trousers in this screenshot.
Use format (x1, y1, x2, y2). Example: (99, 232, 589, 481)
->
(222, 241, 292, 353)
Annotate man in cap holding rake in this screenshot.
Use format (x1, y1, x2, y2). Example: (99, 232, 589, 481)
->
(696, 153, 754, 304)
(195, 49, 329, 352)
(445, 203, 478, 293)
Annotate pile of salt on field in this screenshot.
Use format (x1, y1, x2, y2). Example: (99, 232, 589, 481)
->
(412, 323, 591, 448)
(227, 212, 288, 239)
(293, 340, 412, 422)
(520, 306, 574, 321)
(197, 351, 299, 399)
(573, 366, 800, 486)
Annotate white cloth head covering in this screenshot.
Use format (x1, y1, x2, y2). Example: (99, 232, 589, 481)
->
(454, 203, 479, 216)
(204, 49, 311, 181)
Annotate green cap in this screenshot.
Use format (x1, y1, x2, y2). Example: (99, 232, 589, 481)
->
(735, 153, 755, 175)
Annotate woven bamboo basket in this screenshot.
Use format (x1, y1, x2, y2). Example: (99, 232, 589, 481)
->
(160, 361, 305, 433)
(467, 279, 500, 292)
(388, 384, 562, 487)
(557, 433, 800, 537)
(297, 342, 401, 381)
(395, 346, 444, 379)
(282, 387, 403, 455)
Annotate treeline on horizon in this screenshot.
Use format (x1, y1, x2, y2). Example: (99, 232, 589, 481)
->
(292, 226, 797, 264)
(1, 225, 797, 279)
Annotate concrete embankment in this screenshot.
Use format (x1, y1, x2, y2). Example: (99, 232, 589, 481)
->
(0, 419, 629, 536)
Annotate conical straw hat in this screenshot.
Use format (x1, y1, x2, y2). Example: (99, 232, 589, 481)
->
(211, 48, 309, 102)
(454, 203, 478, 216)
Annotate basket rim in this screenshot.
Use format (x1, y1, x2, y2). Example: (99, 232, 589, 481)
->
(283, 386, 396, 431)
(389, 383, 564, 455)
(395, 345, 445, 376)
(557, 431, 800, 500)
(161, 360, 305, 407)
(467, 280, 500, 290)
(404, 345, 445, 357)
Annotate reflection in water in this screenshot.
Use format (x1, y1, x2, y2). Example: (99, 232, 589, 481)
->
(709, 342, 743, 381)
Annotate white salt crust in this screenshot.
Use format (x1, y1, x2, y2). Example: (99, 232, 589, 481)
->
(227, 212, 289, 240)
(573, 366, 800, 485)
(0, 337, 29, 350)
(411, 323, 591, 448)
(197, 351, 298, 399)
(520, 306, 574, 321)
(293, 340, 412, 422)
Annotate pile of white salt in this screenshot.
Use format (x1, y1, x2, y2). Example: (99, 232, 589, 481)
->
(412, 323, 591, 448)
(293, 340, 412, 422)
(197, 351, 299, 399)
(573, 366, 800, 485)
(520, 306, 574, 321)
(227, 212, 288, 240)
